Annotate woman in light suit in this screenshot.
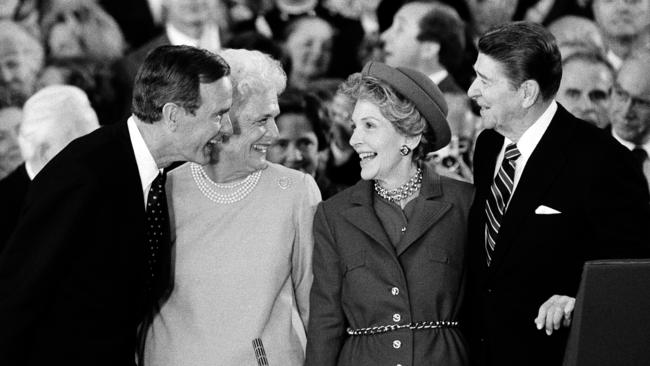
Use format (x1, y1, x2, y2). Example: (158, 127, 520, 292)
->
(306, 62, 473, 366)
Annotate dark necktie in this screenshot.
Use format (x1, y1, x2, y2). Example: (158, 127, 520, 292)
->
(632, 147, 648, 171)
(138, 171, 173, 365)
(485, 143, 521, 266)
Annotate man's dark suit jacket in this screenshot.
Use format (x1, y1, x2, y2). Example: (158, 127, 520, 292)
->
(466, 104, 650, 366)
(0, 163, 30, 253)
(0, 123, 148, 366)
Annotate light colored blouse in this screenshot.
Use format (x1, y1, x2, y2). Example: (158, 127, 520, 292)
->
(145, 162, 321, 365)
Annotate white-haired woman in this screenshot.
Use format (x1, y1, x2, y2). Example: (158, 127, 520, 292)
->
(144, 49, 321, 365)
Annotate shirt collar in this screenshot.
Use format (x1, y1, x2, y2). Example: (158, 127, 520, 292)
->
(515, 100, 557, 161)
(612, 129, 650, 154)
(429, 70, 449, 85)
(127, 117, 160, 195)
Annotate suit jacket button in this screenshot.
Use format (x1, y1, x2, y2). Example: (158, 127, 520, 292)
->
(392, 340, 402, 349)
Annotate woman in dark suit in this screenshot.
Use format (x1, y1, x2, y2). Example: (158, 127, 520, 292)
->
(305, 61, 473, 366)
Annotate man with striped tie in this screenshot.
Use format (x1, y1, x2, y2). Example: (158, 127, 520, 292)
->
(465, 22, 650, 366)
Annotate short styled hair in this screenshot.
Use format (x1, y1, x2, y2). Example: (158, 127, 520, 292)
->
(219, 48, 287, 113)
(415, 2, 466, 72)
(478, 21, 562, 101)
(339, 72, 434, 162)
(131, 45, 230, 123)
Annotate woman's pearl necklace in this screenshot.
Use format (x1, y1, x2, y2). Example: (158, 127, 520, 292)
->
(374, 167, 422, 203)
(190, 163, 262, 204)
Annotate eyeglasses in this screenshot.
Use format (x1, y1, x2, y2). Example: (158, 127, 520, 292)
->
(611, 85, 650, 109)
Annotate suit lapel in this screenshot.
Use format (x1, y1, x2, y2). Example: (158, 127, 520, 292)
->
(342, 180, 394, 254)
(395, 168, 451, 256)
(488, 105, 576, 273)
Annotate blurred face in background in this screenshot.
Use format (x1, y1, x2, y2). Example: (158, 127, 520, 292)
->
(592, 0, 650, 39)
(0, 106, 23, 179)
(380, 3, 426, 69)
(165, 0, 213, 28)
(0, 35, 42, 103)
(268, 112, 320, 176)
(285, 17, 334, 85)
(467, 0, 519, 35)
(557, 59, 613, 128)
(610, 58, 650, 145)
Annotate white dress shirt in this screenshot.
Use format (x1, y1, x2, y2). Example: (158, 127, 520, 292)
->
(127, 117, 161, 208)
(493, 101, 558, 199)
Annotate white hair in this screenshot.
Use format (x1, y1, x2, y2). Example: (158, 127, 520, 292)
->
(219, 48, 287, 111)
(19, 85, 99, 175)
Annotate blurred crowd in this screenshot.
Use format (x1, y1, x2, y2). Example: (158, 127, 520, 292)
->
(1, 0, 649, 197)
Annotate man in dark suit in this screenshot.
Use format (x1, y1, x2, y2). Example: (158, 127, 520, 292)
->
(0, 85, 100, 253)
(0, 45, 233, 366)
(465, 21, 650, 366)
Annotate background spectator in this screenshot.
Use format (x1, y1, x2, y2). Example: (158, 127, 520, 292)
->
(282, 15, 334, 89)
(548, 15, 607, 58)
(40, 0, 127, 62)
(610, 48, 650, 189)
(591, 0, 650, 69)
(556, 51, 615, 129)
(0, 20, 44, 107)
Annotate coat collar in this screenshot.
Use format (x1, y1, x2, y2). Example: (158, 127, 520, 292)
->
(342, 164, 452, 256)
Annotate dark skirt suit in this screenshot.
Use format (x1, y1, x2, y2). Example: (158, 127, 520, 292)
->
(306, 165, 474, 366)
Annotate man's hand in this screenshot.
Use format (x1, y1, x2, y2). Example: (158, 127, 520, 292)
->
(534, 295, 575, 335)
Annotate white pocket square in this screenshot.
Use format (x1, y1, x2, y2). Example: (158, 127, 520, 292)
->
(535, 205, 561, 215)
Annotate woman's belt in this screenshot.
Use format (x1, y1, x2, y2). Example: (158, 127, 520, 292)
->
(346, 320, 459, 336)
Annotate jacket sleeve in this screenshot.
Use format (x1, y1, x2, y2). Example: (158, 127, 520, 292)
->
(0, 170, 96, 362)
(291, 173, 322, 334)
(305, 203, 346, 366)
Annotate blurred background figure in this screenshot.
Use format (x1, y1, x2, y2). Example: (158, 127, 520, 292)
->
(37, 57, 119, 125)
(0, 85, 99, 252)
(0, 20, 44, 107)
(40, 0, 127, 62)
(0, 0, 40, 38)
(591, 0, 650, 69)
(0, 104, 22, 180)
(610, 49, 650, 189)
(264, 0, 365, 78)
(466, 0, 519, 37)
(556, 51, 615, 129)
(381, 1, 475, 181)
(547, 15, 607, 59)
(282, 15, 335, 89)
(310, 79, 362, 196)
(269, 89, 333, 196)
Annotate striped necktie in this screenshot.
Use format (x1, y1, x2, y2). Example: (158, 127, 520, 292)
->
(485, 143, 521, 266)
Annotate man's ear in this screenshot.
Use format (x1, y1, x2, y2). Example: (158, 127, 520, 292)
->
(162, 102, 180, 132)
(519, 79, 541, 108)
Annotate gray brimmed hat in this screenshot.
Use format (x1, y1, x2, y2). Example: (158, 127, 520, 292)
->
(361, 61, 451, 151)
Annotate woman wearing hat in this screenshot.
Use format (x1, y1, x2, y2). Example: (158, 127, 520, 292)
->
(305, 62, 473, 366)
